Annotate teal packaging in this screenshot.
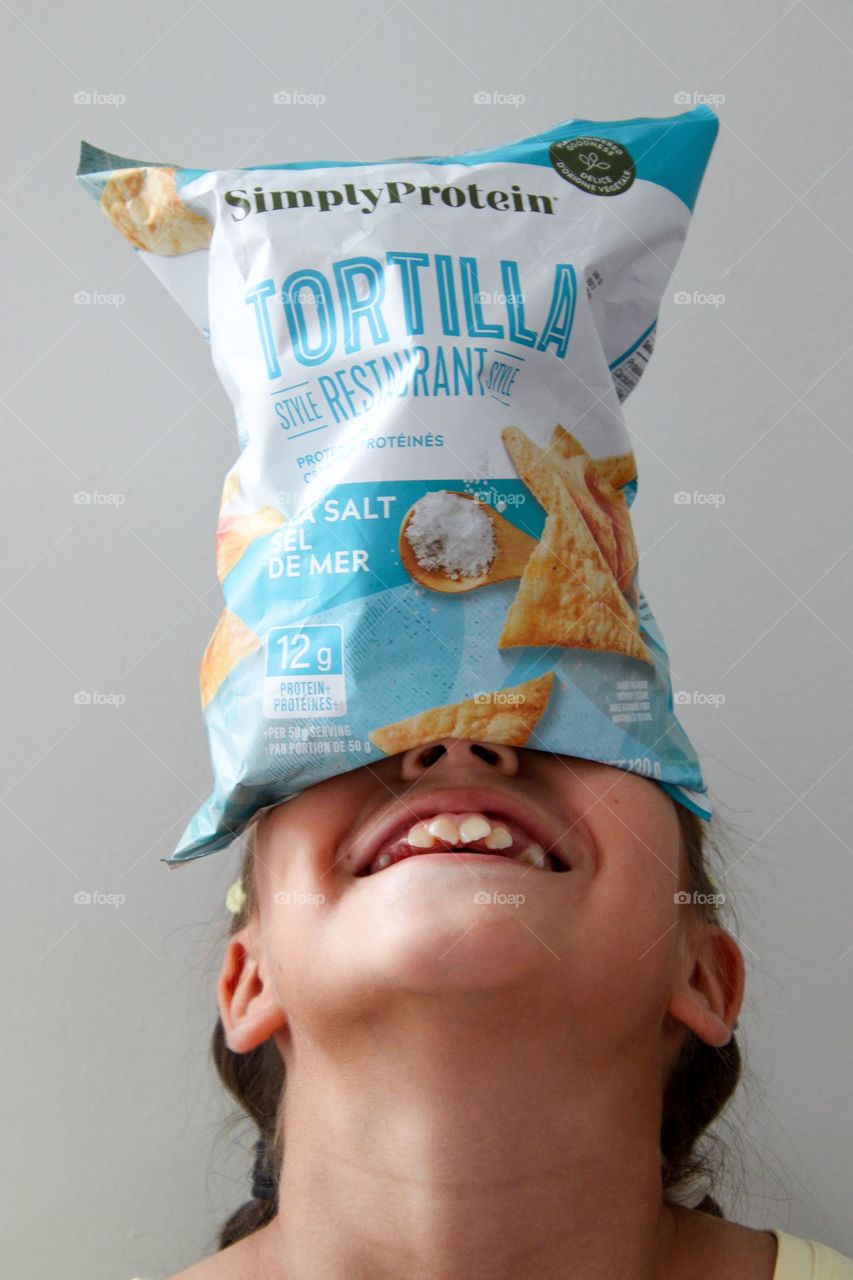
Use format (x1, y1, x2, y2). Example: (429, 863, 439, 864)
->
(76, 106, 719, 863)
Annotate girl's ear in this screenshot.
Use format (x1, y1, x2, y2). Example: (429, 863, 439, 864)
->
(667, 925, 744, 1049)
(217, 927, 286, 1054)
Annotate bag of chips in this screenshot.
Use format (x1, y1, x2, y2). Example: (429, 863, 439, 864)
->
(76, 105, 719, 864)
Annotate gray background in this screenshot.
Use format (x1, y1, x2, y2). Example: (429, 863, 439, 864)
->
(2, 1, 852, 1275)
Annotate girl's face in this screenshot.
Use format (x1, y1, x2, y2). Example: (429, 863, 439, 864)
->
(235, 741, 737, 1065)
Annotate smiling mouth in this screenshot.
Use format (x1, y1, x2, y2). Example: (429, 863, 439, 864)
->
(355, 810, 571, 877)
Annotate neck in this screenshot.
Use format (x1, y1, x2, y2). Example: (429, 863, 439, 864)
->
(257, 988, 679, 1280)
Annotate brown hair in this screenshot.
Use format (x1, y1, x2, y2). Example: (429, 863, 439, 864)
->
(211, 802, 740, 1246)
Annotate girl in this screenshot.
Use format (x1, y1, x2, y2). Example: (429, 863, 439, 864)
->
(163, 739, 852, 1279)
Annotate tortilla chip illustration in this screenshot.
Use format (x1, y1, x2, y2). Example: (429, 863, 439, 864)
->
(369, 673, 554, 755)
(501, 428, 617, 580)
(199, 608, 261, 708)
(551, 423, 637, 490)
(549, 426, 638, 597)
(100, 166, 212, 256)
(503, 426, 639, 603)
(216, 505, 286, 583)
(497, 484, 652, 664)
(587, 467, 638, 600)
(551, 454, 618, 579)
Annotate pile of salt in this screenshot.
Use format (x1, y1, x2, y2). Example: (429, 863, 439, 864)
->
(405, 491, 497, 580)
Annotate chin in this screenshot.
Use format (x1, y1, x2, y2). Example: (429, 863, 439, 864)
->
(351, 896, 555, 995)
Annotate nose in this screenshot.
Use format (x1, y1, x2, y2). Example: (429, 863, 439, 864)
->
(399, 738, 521, 782)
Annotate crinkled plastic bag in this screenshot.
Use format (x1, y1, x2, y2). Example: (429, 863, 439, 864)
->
(76, 106, 719, 864)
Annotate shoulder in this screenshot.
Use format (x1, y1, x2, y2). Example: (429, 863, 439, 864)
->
(166, 1231, 264, 1280)
(669, 1204, 779, 1278)
(670, 1207, 853, 1280)
(166, 1256, 228, 1280)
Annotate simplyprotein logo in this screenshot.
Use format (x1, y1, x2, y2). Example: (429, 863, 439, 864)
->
(223, 179, 558, 220)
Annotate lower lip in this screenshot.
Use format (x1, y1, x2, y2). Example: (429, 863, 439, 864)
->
(369, 852, 544, 874)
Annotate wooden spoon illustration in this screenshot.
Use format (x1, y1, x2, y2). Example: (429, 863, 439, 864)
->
(399, 491, 537, 594)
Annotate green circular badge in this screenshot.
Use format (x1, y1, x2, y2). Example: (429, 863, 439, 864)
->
(549, 135, 635, 197)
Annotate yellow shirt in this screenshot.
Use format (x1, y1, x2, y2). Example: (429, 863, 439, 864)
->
(129, 1233, 853, 1280)
(772, 1230, 853, 1279)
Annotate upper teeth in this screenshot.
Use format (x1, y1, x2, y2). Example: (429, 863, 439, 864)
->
(414, 812, 515, 848)
(458, 814, 491, 842)
(515, 843, 546, 867)
(427, 815, 461, 843)
(407, 823, 437, 848)
(366, 811, 551, 873)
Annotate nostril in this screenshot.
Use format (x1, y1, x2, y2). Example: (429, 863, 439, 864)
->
(419, 743, 447, 767)
(469, 743, 501, 765)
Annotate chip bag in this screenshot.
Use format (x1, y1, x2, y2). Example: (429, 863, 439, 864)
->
(76, 106, 719, 864)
